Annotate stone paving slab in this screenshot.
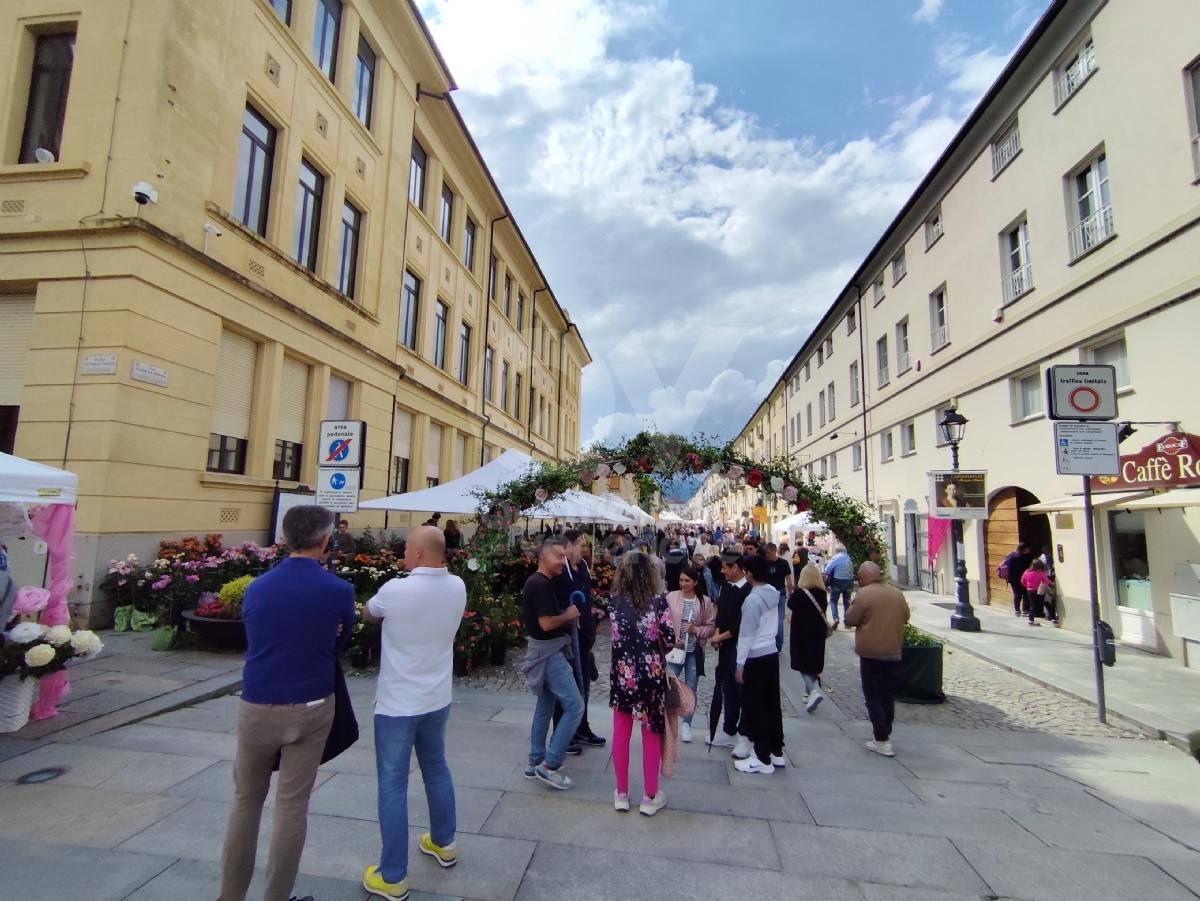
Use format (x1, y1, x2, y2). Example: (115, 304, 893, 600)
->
(162, 759, 334, 806)
(0, 742, 217, 793)
(0, 837, 175, 901)
(1006, 808, 1200, 859)
(0, 782, 191, 848)
(79, 722, 239, 759)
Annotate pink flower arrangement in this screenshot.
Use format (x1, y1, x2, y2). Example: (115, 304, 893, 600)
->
(597, 463, 611, 478)
(13, 586, 50, 616)
(728, 464, 744, 480)
(534, 488, 548, 503)
(782, 485, 797, 502)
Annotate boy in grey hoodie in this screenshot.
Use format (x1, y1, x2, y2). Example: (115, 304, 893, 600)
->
(734, 555, 785, 774)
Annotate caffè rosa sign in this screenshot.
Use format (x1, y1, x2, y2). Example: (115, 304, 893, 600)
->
(1092, 432, 1200, 491)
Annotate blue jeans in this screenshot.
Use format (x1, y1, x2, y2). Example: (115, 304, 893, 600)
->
(530, 650, 584, 770)
(375, 705, 456, 884)
(667, 651, 699, 725)
(775, 590, 787, 651)
(828, 579, 854, 622)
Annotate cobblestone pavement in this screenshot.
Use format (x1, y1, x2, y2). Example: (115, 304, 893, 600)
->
(819, 627, 1154, 739)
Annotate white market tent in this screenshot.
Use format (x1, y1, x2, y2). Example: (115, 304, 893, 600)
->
(359, 448, 534, 514)
(524, 489, 636, 524)
(599, 492, 655, 526)
(771, 512, 828, 534)
(657, 511, 685, 523)
(0, 452, 78, 506)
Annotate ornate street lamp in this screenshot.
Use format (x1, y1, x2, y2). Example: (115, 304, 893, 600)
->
(939, 409, 980, 632)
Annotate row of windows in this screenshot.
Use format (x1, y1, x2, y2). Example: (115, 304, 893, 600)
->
(233, 104, 365, 297)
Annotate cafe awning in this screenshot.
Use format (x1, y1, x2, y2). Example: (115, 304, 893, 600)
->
(1112, 488, 1200, 510)
(1020, 490, 1149, 513)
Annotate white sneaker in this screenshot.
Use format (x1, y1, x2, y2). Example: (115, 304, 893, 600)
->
(734, 755, 775, 775)
(865, 739, 895, 757)
(680, 722, 693, 743)
(732, 736, 753, 760)
(805, 690, 824, 713)
(639, 792, 667, 816)
(769, 753, 787, 768)
(706, 733, 736, 748)
(613, 790, 630, 812)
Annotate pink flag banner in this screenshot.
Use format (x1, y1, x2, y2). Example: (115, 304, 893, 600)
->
(926, 517, 952, 571)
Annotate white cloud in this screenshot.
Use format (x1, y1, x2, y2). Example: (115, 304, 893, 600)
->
(418, 0, 1011, 443)
(913, 0, 945, 25)
(936, 37, 1012, 103)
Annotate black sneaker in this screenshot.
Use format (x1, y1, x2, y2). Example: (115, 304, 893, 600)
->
(565, 742, 582, 755)
(576, 732, 607, 747)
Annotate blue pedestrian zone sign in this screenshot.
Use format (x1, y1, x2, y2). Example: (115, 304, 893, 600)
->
(329, 472, 346, 490)
(318, 420, 366, 468)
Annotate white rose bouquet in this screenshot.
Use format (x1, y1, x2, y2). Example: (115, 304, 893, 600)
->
(2, 622, 104, 682)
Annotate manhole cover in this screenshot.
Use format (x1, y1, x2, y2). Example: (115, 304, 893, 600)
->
(17, 766, 69, 785)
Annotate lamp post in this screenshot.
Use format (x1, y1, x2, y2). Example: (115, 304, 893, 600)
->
(939, 410, 981, 632)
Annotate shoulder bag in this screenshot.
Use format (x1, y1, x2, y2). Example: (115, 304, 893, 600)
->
(802, 588, 835, 639)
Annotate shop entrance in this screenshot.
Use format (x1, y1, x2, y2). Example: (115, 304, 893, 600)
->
(985, 487, 1051, 605)
(1108, 508, 1156, 648)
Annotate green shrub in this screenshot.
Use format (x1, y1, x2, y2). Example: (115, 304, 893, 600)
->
(218, 575, 255, 619)
(903, 624, 943, 648)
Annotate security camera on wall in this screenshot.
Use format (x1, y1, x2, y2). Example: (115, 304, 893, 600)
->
(132, 182, 158, 205)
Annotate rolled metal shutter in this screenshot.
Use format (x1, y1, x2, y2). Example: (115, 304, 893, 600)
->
(210, 330, 258, 439)
(0, 296, 36, 407)
(327, 374, 350, 420)
(453, 433, 465, 478)
(425, 423, 442, 481)
(392, 408, 412, 459)
(278, 357, 310, 444)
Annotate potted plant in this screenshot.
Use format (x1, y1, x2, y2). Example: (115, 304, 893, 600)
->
(347, 601, 381, 669)
(0, 623, 103, 732)
(895, 625, 945, 704)
(181, 575, 252, 651)
(453, 612, 485, 677)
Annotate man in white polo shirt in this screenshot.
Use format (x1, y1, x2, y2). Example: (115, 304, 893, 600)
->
(361, 526, 467, 901)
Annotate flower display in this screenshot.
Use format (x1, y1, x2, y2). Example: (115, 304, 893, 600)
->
(597, 463, 611, 478)
(783, 485, 797, 502)
(580, 470, 595, 483)
(613, 462, 626, 474)
(24, 645, 55, 668)
(6, 623, 42, 644)
(466, 557, 480, 572)
(534, 487, 548, 503)
(746, 469, 763, 488)
(770, 476, 785, 492)
(13, 587, 49, 616)
(728, 464, 744, 480)
(44, 625, 73, 647)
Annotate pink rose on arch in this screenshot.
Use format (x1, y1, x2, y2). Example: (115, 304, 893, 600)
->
(854, 525, 863, 535)
(534, 488, 548, 503)
(782, 486, 797, 502)
(597, 463, 611, 479)
(728, 465, 744, 480)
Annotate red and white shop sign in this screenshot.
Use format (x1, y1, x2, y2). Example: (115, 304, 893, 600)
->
(1092, 432, 1200, 491)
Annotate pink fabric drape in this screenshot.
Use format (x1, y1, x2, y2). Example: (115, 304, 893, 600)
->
(29, 504, 75, 720)
(927, 517, 952, 571)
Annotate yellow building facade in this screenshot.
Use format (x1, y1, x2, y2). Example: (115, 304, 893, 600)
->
(0, 0, 589, 624)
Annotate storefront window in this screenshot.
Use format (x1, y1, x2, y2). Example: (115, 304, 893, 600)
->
(1110, 510, 1151, 611)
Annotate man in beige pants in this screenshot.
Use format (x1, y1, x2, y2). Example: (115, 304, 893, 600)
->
(219, 505, 356, 901)
(845, 561, 910, 758)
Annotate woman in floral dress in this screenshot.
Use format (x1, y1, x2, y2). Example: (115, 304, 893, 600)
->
(609, 551, 675, 816)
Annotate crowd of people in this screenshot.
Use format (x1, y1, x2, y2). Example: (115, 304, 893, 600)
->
(213, 508, 911, 901)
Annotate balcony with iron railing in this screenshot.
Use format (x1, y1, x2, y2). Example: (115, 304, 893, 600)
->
(1001, 263, 1034, 304)
(1053, 43, 1096, 108)
(1067, 204, 1115, 261)
(991, 127, 1021, 177)
(931, 324, 949, 352)
(897, 350, 911, 374)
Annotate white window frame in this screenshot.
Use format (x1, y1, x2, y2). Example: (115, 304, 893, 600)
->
(849, 361, 860, 407)
(1089, 334, 1131, 390)
(827, 381, 835, 421)
(1012, 368, 1044, 423)
(881, 430, 894, 462)
(824, 337, 833, 359)
(924, 208, 944, 250)
(852, 442, 863, 471)
(873, 278, 885, 306)
(1067, 152, 1114, 262)
(900, 420, 916, 456)
(819, 390, 826, 427)
(896, 318, 910, 374)
(1001, 219, 1033, 304)
(991, 119, 1021, 178)
(891, 250, 907, 286)
(1054, 37, 1097, 110)
(929, 287, 949, 352)
(1187, 59, 1200, 179)
(846, 308, 857, 334)
(876, 336, 889, 388)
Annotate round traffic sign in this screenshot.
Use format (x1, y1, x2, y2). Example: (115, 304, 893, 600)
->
(327, 438, 351, 462)
(329, 472, 346, 490)
(1068, 386, 1101, 414)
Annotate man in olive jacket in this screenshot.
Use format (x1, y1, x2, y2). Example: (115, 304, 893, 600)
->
(844, 561, 910, 757)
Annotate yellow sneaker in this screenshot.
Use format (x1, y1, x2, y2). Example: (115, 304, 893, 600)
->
(363, 865, 409, 901)
(419, 832, 458, 868)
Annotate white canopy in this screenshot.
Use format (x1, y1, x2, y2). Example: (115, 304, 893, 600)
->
(359, 448, 534, 514)
(772, 512, 828, 534)
(525, 489, 635, 524)
(598, 492, 655, 526)
(657, 511, 684, 523)
(0, 452, 78, 505)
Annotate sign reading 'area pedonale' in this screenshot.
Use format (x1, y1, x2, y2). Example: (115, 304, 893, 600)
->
(1092, 432, 1200, 492)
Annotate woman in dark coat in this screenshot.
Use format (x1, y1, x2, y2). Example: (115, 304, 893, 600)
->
(787, 563, 829, 713)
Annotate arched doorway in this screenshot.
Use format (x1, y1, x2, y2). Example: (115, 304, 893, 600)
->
(985, 487, 1051, 605)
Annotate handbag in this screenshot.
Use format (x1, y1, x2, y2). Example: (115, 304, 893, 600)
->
(666, 672, 696, 718)
(665, 599, 693, 664)
(271, 659, 359, 772)
(802, 588, 835, 639)
(1037, 581, 1048, 596)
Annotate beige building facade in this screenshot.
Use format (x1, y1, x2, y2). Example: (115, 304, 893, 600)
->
(0, 0, 589, 624)
(724, 0, 1200, 667)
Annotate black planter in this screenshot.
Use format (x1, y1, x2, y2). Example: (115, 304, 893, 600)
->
(349, 648, 373, 669)
(453, 656, 470, 677)
(895, 644, 945, 704)
(489, 644, 507, 666)
(181, 610, 247, 651)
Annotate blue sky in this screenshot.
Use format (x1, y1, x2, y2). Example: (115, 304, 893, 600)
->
(418, 0, 1046, 447)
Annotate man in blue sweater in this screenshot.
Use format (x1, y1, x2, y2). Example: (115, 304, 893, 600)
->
(219, 504, 356, 901)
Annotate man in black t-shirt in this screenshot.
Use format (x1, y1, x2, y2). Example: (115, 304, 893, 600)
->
(552, 530, 605, 750)
(708, 556, 751, 752)
(521, 538, 583, 790)
(762, 543, 792, 652)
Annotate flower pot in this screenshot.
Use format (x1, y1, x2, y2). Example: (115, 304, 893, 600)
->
(895, 644, 945, 704)
(349, 648, 372, 669)
(181, 610, 247, 651)
(0, 677, 38, 733)
(453, 656, 469, 677)
(490, 643, 507, 666)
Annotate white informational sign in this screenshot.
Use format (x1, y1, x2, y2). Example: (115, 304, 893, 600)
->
(1054, 421, 1120, 475)
(131, 360, 168, 387)
(318, 420, 366, 468)
(315, 467, 361, 513)
(81, 354, 117, 375)
(1047, 365, 1118, 421)
(928, 471, 989, 520)
(272, 491, 316, 544)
